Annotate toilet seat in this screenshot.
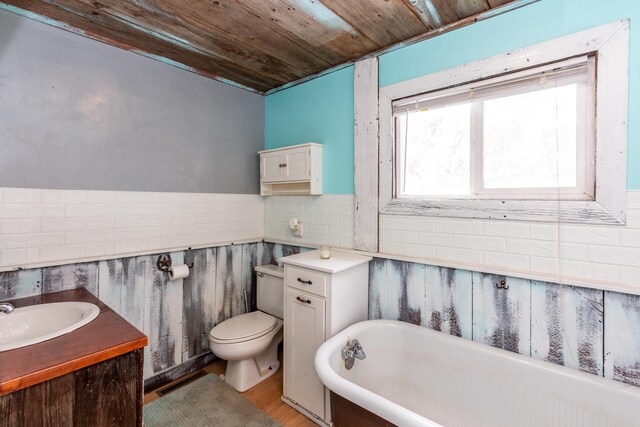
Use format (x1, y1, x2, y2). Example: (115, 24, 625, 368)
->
(209, 311, 278, 344)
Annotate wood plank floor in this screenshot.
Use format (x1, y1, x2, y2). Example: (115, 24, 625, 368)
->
(144, 351, 315, 427)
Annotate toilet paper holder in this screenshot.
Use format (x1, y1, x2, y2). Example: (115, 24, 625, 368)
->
(156, 254, 194, 273)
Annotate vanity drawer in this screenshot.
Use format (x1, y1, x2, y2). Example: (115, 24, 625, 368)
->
(286, 266, 327, 297)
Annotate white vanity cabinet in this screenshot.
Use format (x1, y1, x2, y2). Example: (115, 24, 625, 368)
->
(259, 143, 322, 195)
(281, 250, 372, 425)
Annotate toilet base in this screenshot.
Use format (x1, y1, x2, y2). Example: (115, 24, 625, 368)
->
(224, 329, 283, 392)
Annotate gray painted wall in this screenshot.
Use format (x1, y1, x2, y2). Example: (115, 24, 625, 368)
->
(0, 9, 264, 194)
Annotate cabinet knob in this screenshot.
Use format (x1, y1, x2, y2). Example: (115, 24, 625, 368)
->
(296, 296, 311, 304)
(297, 278, 312, 285)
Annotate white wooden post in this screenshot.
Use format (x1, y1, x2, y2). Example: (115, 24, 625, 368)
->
(354, 57, 380, 252)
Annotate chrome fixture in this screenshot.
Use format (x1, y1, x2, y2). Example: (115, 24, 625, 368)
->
(0, 302, 15, 314)
(341, 339, 366, 370)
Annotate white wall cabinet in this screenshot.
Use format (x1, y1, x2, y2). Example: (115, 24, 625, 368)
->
(259, 143, 322, 195)
(282, 250, 372, 426)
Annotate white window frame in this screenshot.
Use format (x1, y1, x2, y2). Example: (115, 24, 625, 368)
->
(376, 21, 629, 225)
(393, 56, 596, 201)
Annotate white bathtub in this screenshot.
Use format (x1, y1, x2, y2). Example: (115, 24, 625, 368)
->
(315, 320, 640, 427)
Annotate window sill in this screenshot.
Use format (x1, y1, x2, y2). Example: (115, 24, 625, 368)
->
(381, 198, 626, 225)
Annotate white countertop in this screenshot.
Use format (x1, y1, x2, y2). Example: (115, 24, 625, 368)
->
(281, 250, 372, 274)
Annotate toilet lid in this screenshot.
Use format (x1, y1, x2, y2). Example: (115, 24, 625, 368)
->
(209, 311, 278, 343)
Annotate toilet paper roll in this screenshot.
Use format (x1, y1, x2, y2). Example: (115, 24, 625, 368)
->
(168, 264, 190, 281)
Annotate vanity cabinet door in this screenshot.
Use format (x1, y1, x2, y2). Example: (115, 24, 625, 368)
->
(284, 288, 326, 419)
(0, 349, 142, 426)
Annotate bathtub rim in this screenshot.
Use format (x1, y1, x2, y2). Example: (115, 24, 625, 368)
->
(315, 320, 443, 427)
(315, 319, 640, 427)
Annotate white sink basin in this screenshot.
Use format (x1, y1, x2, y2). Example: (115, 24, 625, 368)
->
(0, 301, 100, 352)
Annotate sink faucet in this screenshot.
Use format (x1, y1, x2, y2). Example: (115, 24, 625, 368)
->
(341, 339, 366, 370)
(0, 303, 15, 314)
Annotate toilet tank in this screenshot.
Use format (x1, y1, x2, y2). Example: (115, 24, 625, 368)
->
(255, 265, 284, 319)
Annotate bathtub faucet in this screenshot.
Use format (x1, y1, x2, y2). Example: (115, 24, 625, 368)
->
(0, 302, 14, 314)
(341, 339, 366, 370)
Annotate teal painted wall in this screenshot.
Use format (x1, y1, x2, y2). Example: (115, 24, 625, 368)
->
(265, 0, 640, 193)
(265, 66, 354, 194)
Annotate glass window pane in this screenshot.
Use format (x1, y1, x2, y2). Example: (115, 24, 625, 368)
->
(399, 104, 471, 196)
(483, 84, 578, 189)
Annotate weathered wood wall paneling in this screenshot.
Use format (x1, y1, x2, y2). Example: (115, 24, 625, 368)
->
(5, 242, 640, 390)
(98, 257, 145, 329)
(472, 273, 531, 355)
(144, 251, 184, 378)
(368, 257, 385, 321)
(241, 242, 263, 312)
(604, 291, 640, 386)
(182, 248, 216, 360)
(215, 245, 244, 324)
(397, 260, 427, 326)
(368, 258, 402, 321)
(42, 262, 99, 295)
(531, 282, 603, 375)
(425, 266, 472, 339)
(262, 242, 310, 266)
(369, 258, 472, 339)
(0, 268, 42, 300)
(143, 351, 216, 392)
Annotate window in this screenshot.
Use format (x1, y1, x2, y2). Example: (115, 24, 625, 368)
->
(367, 21, 629, 229)
(393, 56, 595, 201)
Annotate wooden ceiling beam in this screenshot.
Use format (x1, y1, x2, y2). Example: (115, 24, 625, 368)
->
(318, 0, 428, 48)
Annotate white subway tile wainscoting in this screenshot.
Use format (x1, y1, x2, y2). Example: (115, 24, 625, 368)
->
(0, 188, 264, 270)
(379, 191, 640, 293)
(264, 195, 354, 249)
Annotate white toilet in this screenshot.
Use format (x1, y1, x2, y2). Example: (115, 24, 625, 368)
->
(209, 264, 284, 392)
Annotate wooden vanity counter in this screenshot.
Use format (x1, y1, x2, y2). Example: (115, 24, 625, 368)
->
(0, 288, 147, 396)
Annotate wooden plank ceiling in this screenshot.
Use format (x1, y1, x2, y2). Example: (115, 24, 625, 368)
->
(2, 0, 530, 93)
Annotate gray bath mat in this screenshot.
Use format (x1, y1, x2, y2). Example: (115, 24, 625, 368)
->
(144, 374, 282, 427)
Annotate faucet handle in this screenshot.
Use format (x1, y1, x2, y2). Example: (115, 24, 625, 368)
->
(0, 302, 15, 314)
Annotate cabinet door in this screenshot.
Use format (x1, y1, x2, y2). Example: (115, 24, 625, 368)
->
(284, 288, 326, 418)
(261, 152, 284, 182)
(283, 147, 311, 181)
